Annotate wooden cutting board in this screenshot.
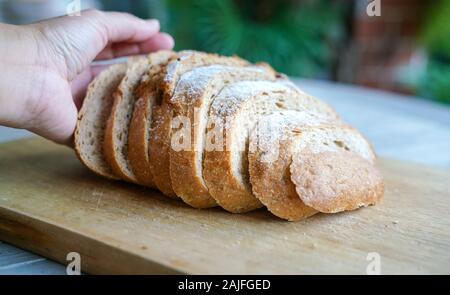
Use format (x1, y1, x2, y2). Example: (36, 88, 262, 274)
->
(0, 138, 449, 274)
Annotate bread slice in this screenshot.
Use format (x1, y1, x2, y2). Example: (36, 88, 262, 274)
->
(204, 80, 341, 213)
(169, 65, 278, 208)
(74, 63, 127, 179)
(128, 51, 175, 187)
(148, 51, 251, 198)
(104, 56, 150, 183)
(161, 51, 249, 104)
(289, 126, 383, 214)
(248, 112, 342, 221)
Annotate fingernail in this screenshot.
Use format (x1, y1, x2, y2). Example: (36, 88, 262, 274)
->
(146, 19, 160, 30)
(166, 34, 175, 49)
(170, 36, 175, 49)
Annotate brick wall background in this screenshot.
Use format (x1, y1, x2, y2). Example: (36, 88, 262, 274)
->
(338, 0, 428, 94)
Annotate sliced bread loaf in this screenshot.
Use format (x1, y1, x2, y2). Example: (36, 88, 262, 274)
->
(74, 63, 127, 179)
(104, 56, 150, 183)
(248, 112, 342, 221)
(289, 126, 383, 214)
(149, 51, 251, 198)
(169, 65, 278, 208)
(204, 80, 340, 213)
(128, 51, 175, 187)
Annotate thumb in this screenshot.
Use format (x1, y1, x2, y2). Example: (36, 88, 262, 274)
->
(0, 63, 77, 146)
(26, 73, 78, 146)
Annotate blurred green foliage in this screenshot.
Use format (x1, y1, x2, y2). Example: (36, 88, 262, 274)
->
(102, 0, 348, 78)
(420, 60, 450, 105)
(422, 0, 450, 57)
(100, 0, 168, 26)
(420, 0, 450, 104)
(166, 0, 347, 78)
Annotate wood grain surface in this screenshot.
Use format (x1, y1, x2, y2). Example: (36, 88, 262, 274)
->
(0, 137, 449, 274)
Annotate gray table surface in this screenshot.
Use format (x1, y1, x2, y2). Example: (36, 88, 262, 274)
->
(1, 79, 450, 275)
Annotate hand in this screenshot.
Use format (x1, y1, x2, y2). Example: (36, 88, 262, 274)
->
(0, 9, 174, 145)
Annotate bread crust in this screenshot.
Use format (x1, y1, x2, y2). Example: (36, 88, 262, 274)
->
(128, 96, 155, 186)
(104, 87, 134, 182)
(290, 151, 384, 213)
(149, 102, 178, 197)
(161, 51, 249, 105)
(104, 57, 150, 183)
(74, 63, 127, 180)
(248, 139, 318, 221)
(205, 149, 264, 212)
(128, 51, 174, 188)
